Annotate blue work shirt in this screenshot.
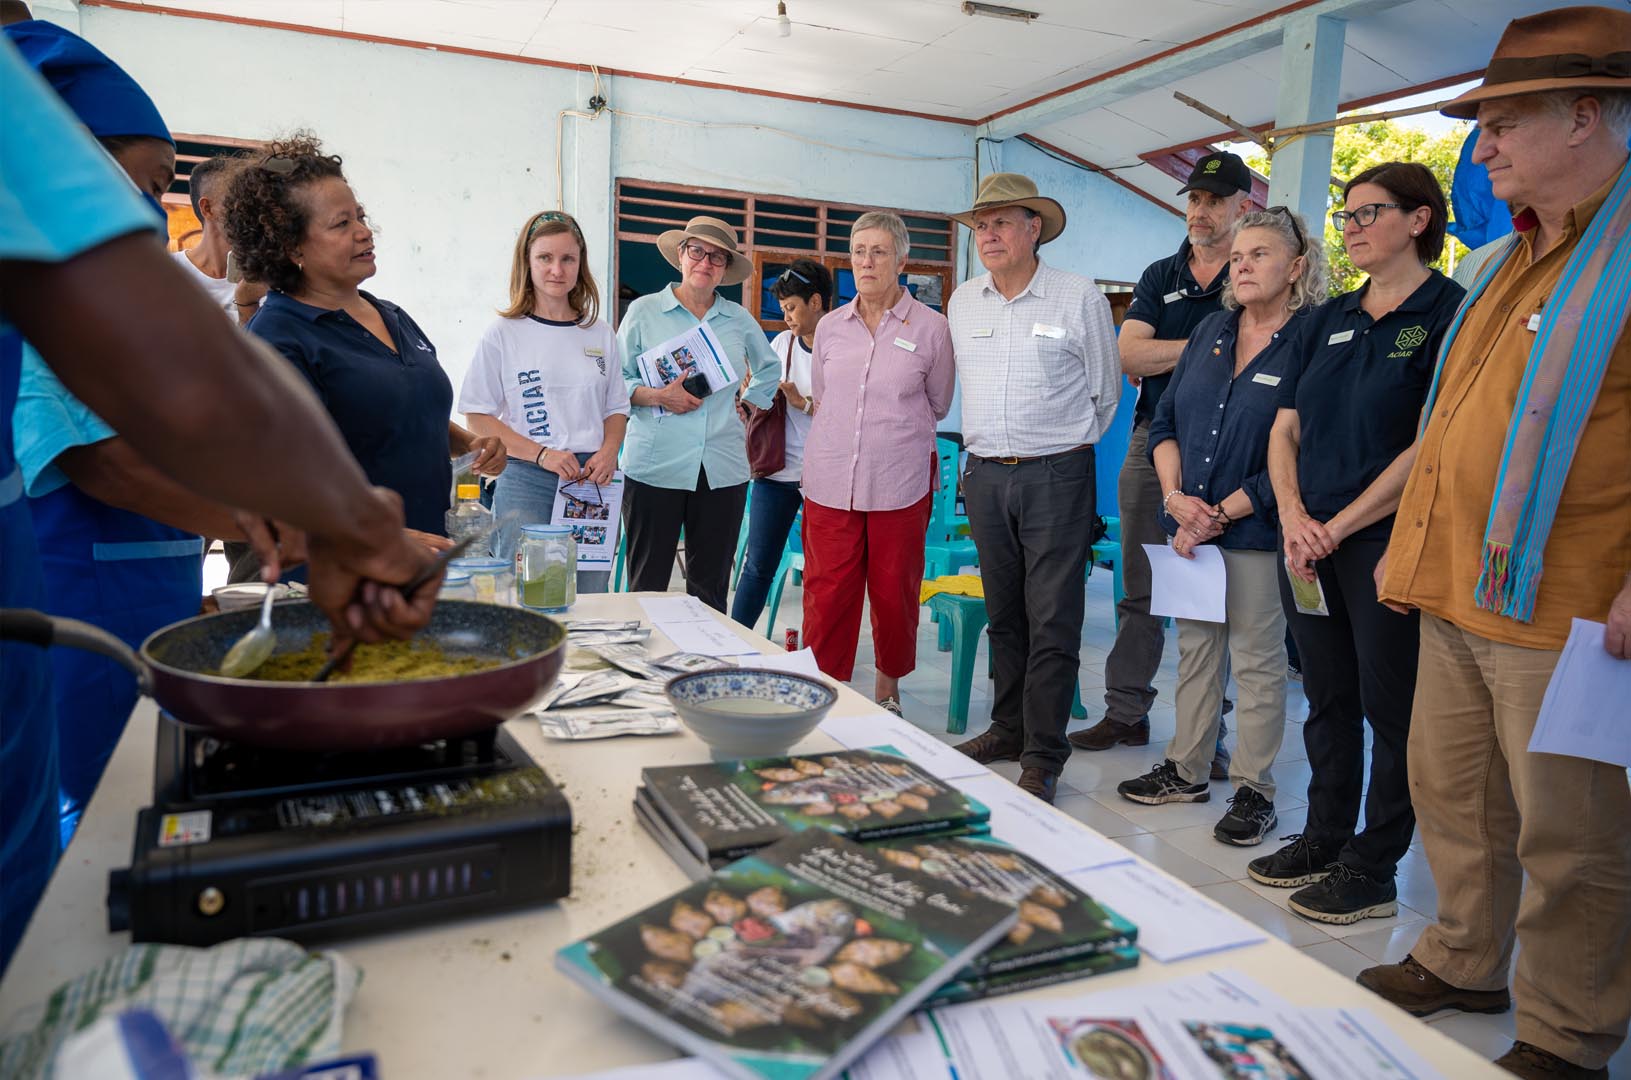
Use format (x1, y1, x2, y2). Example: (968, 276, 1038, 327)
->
(0, 39, 160, 971)
(617, 285, 779, 491)
(1123, 238, 1230, 425)
(249, 290, 454, 535)
(1280, 271, 1465, 543)
(1149, 307, 1308, 552)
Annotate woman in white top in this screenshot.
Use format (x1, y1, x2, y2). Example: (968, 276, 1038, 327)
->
(460, 210, 630, 590)
(729, 258, 829, 630)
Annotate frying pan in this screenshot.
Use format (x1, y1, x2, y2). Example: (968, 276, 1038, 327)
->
(0, 600, 566, 752)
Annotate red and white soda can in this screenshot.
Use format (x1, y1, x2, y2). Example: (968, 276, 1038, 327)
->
(784, 628, 799, 651)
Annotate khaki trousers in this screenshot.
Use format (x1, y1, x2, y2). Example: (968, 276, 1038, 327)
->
(1169, 548, 1287, 796)
(1409, 614, 1631, 1069)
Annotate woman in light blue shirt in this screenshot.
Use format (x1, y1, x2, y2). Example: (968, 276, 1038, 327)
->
(617, 216, 778, 611)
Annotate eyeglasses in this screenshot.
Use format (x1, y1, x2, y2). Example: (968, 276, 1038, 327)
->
(1265, 205, 1306, 254)
(681, 243, 730, 268)
(776, 266, 811, 287)
(1330, 202, 1407, 230)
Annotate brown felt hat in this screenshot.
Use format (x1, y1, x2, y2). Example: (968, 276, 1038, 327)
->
(657, 215, 754, 286)
(951, 173, 1067, 244)
(1440, 5, 1631, 119)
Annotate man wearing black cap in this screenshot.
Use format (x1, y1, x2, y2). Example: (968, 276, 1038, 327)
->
(1070, 152, 1250, 767)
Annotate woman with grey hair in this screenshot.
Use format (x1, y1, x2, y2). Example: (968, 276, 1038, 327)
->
(1116, 207, 1324, 847)
(800, 210, 956, 712)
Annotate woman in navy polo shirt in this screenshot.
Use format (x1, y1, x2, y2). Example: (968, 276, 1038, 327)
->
(225, 136, 502, 543)
(1117, 208, 1326, 850)
(1252, 163, 1465, 925)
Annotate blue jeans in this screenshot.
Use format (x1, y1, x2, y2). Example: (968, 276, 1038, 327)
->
(491, 454, 611, 594)
(729, 478, 802, 631)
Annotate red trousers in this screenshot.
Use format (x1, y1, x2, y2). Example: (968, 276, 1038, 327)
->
(801, 493, 932, 681)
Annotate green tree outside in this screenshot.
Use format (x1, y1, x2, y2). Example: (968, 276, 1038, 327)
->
(1242, 117, 1474, 295)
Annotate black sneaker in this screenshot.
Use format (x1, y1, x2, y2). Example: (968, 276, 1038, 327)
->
(1116, 760, 1210, 805)
(1289, 863, 1398, 924)
(1214, 787, 1277, 846)
(1247, 834, 1340, 887)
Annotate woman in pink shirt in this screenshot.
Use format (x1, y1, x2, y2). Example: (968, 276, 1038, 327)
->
(802, 211, 956, 713)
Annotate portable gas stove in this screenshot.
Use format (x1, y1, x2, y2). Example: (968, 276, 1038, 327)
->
(108, 716, 572, 946)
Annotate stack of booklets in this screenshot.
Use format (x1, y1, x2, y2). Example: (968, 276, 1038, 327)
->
(866, 833, 1139, 1005)
(556, 830, 1018, 1080)
(632, 748, 992, 876)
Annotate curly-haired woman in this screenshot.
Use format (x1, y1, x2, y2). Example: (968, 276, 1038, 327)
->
(224, 135, 503, 545)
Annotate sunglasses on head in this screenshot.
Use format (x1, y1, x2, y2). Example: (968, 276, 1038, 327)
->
(776, 267, 812, 287)
(1265, 205, 1306, 254)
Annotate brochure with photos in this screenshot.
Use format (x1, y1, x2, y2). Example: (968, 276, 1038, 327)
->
(555, 831, 1018, 1080)
(640, 749, 992, 867)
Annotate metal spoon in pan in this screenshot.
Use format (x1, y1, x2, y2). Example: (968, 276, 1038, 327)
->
(217, 584, 281, 679)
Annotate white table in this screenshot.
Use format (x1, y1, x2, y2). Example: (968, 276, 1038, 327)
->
(0, 593, 1500, 1078)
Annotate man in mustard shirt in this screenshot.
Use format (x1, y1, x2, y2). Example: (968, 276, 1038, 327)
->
(1357, 9, 1631, 1078)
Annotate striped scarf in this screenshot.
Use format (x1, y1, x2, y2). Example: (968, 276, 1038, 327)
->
(1420, 160, 1631, 622)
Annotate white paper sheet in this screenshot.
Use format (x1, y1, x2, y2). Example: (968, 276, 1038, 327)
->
(1528, 618, 1631, 769)
(545, 1059, 724, 1080)
(817, 715, 990, 782)
(1143, 542, 1227, 623)
(639, 596, 717, 624)
(739, 647, 823, 677)
(1065, 861, 1266, 963)
(660, 618, 762, 657)
(950, 773, 1133, 874)
(548, 472, 624, 567)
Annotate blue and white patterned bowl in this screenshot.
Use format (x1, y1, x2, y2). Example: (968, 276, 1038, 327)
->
(664, 667, 839, 759)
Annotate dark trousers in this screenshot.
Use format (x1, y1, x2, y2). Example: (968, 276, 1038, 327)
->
(1278, 535, 1419, 879)
(964, 447, 1095, 774)
(729, 478, 803, 630)
(623, 468, 748, 612)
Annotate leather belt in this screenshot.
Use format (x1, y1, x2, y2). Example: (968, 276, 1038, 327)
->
(974, 443, 1092, 466)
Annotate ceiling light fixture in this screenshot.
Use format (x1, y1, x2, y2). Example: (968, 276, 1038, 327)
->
(777, 1, 791, 37)
(961, 1, 1040, 22)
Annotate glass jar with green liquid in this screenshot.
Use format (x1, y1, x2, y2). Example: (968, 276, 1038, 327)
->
(519, 523, 576, 614)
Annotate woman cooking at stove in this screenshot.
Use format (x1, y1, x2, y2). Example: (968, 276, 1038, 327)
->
(225, 135, 505, 548)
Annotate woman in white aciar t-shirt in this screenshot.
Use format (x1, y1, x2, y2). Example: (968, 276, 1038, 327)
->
(728, 258, 830, 630)
(460, 210, 630, 591)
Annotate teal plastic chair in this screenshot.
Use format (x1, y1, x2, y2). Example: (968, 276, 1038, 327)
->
(761, 508, 804, 637)
(924, 437, 977, 581)
(1092, 515, 1124, 627)
(729, 483, 755, 589)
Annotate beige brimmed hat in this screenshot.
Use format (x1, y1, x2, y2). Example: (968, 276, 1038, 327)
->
(951, 173, 1067, 244)
(657, 215, 754, 286)
(1440, 5, 1631, 119)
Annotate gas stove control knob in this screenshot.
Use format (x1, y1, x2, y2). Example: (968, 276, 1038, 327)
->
(197, 886, 225, 917)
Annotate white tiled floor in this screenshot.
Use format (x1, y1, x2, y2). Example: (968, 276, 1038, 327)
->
(737, 563, 1631, 1077)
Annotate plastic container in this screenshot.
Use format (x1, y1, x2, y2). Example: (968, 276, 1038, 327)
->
(438, 570, 474, 600)
(447, 556, 514, 605)
(518, 524, 576, 614)
(445, 482, 492, 543)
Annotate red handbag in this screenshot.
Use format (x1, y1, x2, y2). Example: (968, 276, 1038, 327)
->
(745, 336, 791, 479)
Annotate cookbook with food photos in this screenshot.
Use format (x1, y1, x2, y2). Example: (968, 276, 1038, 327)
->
(639, 748, 991, 868)
(556, 831, 1017, 1080)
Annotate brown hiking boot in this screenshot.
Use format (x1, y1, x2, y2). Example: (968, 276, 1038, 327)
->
(1017, 767, 1058, 805)
(1067, 717, 1150, 751)
(1493, 1041, 1607, 1078)
(1356, 955, 1511, 1017)
(953, 730, 1022, 764)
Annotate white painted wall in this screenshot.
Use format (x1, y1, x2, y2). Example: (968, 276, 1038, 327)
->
(62, 6, 1182, 422)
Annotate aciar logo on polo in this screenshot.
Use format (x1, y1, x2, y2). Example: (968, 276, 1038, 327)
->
(1395, 325, 1427, 351)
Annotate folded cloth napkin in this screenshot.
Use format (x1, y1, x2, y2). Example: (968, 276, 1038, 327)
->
(0, 939, 360, 1079)
(919, 574, 985, 605)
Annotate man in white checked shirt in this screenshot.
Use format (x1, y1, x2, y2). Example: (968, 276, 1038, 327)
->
(946, 173, 1120, 804)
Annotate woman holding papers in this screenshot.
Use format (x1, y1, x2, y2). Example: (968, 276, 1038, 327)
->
(1117, 208, 1326, 849)
(730, 258, 831, 630)
(1255, 165, 1464, 925)
(800, 212, 956, 714)
(617, 216, 780, 611)
(460, 210, 630, 591)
